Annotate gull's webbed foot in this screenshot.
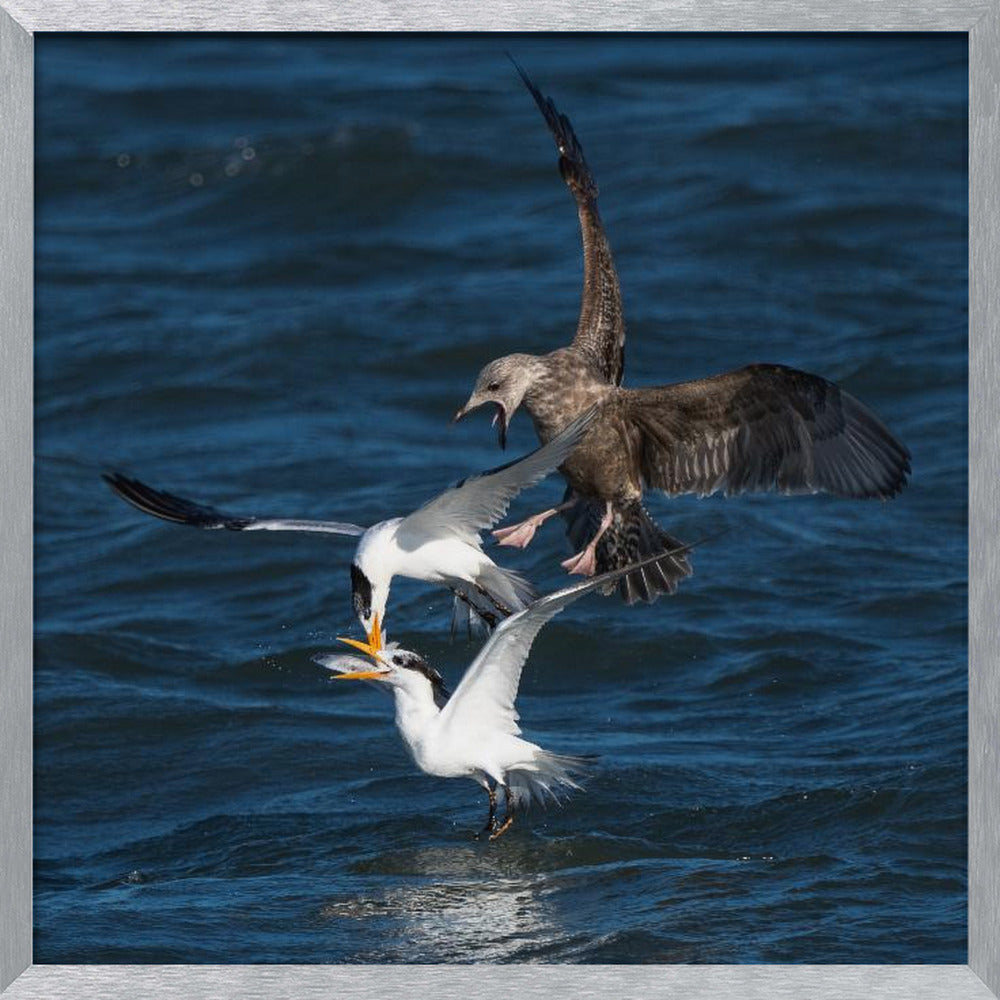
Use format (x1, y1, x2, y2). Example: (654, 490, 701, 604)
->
(492, 519, 541, 549)
(561, 544, 598, 576)
(492, 502, 572, 550)
(561, 501, 613, 577)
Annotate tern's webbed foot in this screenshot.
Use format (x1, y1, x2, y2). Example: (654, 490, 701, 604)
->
(474, 819, 499, 841)
(487, 786, 516, 841)
(488, 814, 515, 841)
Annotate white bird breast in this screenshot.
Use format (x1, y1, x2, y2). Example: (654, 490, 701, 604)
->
(386, 525, 490, 585)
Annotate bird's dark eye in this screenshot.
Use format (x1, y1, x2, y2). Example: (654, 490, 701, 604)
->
(487, 380, 501, 392)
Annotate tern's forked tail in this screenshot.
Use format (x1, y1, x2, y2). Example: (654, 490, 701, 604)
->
(506, 751, 596, 810)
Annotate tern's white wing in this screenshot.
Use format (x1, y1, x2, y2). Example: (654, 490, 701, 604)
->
(104, 473, 367, 536)
(401, 405, 597, 545)
(437, 559, 641, 739)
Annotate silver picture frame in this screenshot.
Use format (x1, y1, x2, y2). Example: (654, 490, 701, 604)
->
(2, 3, 996, 997)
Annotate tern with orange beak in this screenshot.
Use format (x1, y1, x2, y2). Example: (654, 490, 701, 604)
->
(316, 551, 689, 841)
(104, 406, 595, 650)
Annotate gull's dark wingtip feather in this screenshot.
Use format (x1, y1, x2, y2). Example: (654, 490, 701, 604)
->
(509, 57, 597, 203)
(508, 54, 548, 121)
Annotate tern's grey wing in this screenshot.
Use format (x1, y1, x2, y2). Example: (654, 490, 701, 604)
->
(438, 552, 680, 739)
(515, 60, 625, 386)
(402, 405, 597, 544)
(622, 364, 911, 500)
(104, 473, 366, 536)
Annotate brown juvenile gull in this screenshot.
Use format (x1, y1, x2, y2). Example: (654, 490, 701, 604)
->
(453, 64, 911, 605)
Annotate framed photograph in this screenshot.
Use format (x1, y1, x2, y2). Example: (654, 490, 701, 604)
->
(3, 5, 997, 999)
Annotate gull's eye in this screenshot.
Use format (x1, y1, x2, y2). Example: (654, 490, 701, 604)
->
(487, 380, 501, 392)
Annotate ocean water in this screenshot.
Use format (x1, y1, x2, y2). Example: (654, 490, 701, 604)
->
(33, 35, 967, 964)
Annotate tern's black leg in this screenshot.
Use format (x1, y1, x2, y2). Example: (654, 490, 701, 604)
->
(489, 785, 516, 841)
(450, 587, 498, 634)
(449, 588, 472, 641)
(473, 582, 513, 619)
(474, 783, 499, 840)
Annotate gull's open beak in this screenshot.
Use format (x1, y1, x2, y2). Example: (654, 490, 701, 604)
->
(453, 396, 508, 448)
(453, 396, 508, 449)
(491, 403, 508, 450)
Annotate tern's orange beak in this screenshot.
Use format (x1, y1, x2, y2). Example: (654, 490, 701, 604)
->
(367, 614, 383, 653)
(334, 615, 387, 681)
(332, 632, 387, 681)
(335, 635, 377, 657)
(331, 668, 386, 681)
(335, 614, 382, 658)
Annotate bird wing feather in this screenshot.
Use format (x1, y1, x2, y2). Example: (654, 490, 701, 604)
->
(104, 473, 366, 536)
(401, 405, 596, 544)
(621, 364, 911, 499)
(437, 553, 676, 740)
(513, 60, 626, 386)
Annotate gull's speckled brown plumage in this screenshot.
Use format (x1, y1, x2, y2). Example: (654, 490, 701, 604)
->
(455, 67, 910, 604)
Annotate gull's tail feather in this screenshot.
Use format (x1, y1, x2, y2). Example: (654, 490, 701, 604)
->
(562, 497, 693, 605)
(507, 751, 596, 810)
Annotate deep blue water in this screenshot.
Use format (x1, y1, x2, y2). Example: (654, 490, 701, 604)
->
(34, 35, 967, 964)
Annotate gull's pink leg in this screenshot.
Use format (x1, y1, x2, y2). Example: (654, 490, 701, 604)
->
(493, 500, 574, 549)
(561, 501, 614, 577)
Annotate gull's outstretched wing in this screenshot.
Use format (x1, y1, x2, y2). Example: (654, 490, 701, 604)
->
(514, 60, 626, 386)
(401, 405, 597, 545)
(104, 473, 367, 536)
(622, 364, 911, 500)
(437, 550, 688, 739)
